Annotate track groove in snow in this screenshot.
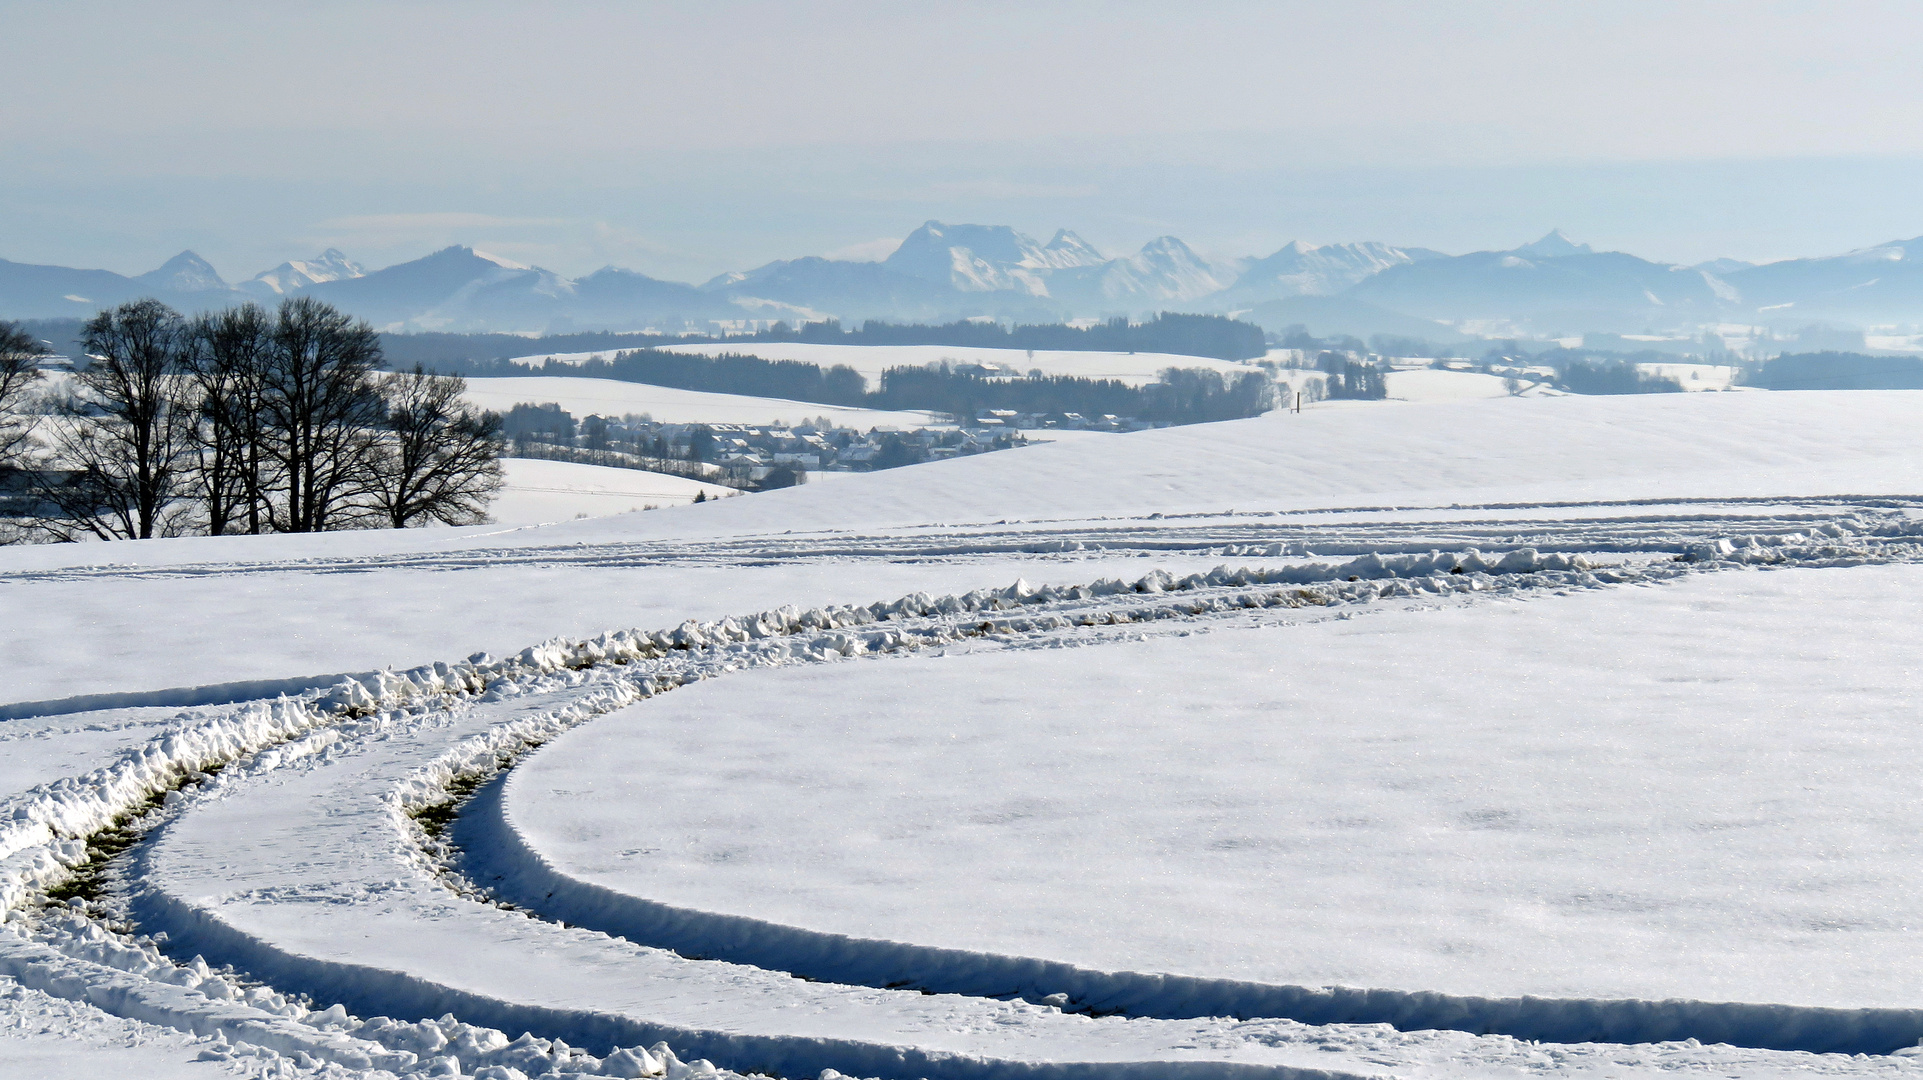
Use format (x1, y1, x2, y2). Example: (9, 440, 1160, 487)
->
(103, 524, 1923, 1077)
(4, 495, 1909, 585)
(455, 765, 1923, 1055)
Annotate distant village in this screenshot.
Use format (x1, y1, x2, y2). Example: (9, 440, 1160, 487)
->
(500, 404, 1153, 491)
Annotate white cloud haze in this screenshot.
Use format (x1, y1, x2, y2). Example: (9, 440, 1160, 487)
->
(5, 0, 1923, 279)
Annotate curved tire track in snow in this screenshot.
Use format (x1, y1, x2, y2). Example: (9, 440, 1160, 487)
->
(118, 555, 1660, 1080)
(435, 531, 1923, 1059)
(17, 518, 1923, 1076)
(459, 761, 1923, 1055)
(434, 527, 1923, 1059)
(130, 643, 1396, 1079)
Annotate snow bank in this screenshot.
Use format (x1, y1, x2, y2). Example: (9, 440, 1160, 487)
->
(468, 767, 1923, 1055)
(0, 697, 328, 911)
(106, 554, 1686, 1078)
(2, 915, 763, 1079)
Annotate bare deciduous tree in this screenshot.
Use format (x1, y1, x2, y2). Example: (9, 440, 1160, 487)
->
(0, 321, 49, 543)
(0, 321, 47, 469)
(260, 297, 385, 532)
(367, 367, 504, 527)
(38, 300, 196, 540)
(185, 304, 277, 535)
(22, 296, 508, 542)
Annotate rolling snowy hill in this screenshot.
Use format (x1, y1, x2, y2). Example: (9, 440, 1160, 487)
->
(9, 389, 1923, 1077)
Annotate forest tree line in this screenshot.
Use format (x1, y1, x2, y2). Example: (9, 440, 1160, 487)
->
(374, 312, 1270, 369)
(741, 313, 1269, 361)
(867, 366, 1276, 423)
(439, 349, 1278, 425)
(0, 298, 503, 542)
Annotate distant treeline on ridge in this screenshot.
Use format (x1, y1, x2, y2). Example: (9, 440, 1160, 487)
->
(376, 312, 1268, 369)
(445, 348, 1276, 427)
(760, 314, 1269, 361)
(870, 366, 1276, 425)
(580, 351, 869, 406)
(1746, 351, 1923, 391)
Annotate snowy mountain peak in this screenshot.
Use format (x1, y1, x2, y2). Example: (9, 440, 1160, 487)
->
(1094, 236, 1231, 304)
(1830, 235, 1923, 264)
(1138, 235, 1198, 259)
(1513, 230, 1593, 258)
(1040, 230, 1107, 268)
(244, 249, 366, 296)
(471, 249, 531, 270)
(1693, 257, 1754, 275)
(884, 221, 1059, 293)
(1221, 240, 1437, 302)
(134, 250, 227, 293)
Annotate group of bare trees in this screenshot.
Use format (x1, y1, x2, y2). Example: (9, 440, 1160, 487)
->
(0, 298, 503, 542)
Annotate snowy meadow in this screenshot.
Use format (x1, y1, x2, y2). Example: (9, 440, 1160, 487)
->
(6, 388, 1923, 1079)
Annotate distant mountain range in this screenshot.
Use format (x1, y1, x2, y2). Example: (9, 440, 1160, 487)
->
(8, 223, 1923, 341)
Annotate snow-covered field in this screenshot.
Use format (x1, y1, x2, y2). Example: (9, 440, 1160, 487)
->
(508, 564, 1923, 1010)
(8, 388, 1923, 1077)
(1637, 363, 1741, 391)
(461, 375, 942, 428)
(651, 343, 1262, 387)
(490, 459, 737, 525)
(1382, 368, 1520, 401)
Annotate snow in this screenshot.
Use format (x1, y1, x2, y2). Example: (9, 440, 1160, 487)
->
(12, 387, 1923, 1075)
(1637, 362, 1741, 391)
(654, 342, 1260, 387)
(507, 562, 1923, 1011)
(1382, 368, 1523, 401)
(489, 458, 738, 524)
(0, 980, 247, 1080)
(460, 375, 943, 428)
(0, 554, 1231, 711)
(0, 709, 190, 798)
(8, 391, 1923, 710)
(123, 545, 1923, 1075)
(137, 668, 1360, 1077)
(1273, 368, 1544, 408)
(522, 390, 1923, 542)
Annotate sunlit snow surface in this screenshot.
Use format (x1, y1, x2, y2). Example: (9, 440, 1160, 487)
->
(652, 342, 1261, 387)
(490, 458, 737, 524)
(10, 389, 1923, 1077)
(511, 563, 1923, 1008)
(461, 374, 943, 428)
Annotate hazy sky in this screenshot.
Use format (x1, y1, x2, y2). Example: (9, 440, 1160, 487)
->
(6, 1, 1923, 281)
